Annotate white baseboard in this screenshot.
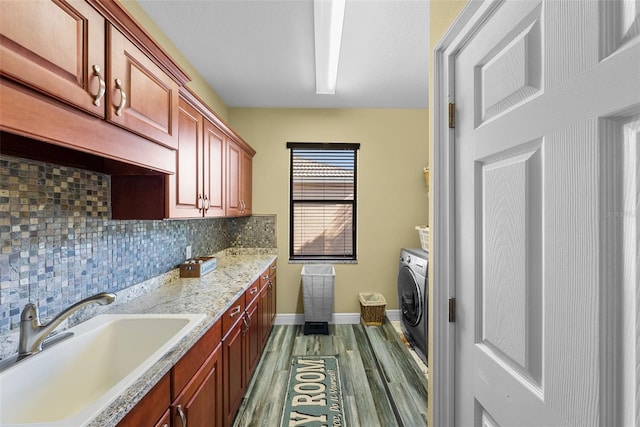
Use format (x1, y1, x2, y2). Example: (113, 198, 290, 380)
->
(274, 309, 401, 325)
(386, 309, 400, 322)
(273, 314, 305, 325)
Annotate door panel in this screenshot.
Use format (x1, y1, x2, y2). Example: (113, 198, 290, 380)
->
(478, 144, 542, 385)
(453, 0, 640, 425)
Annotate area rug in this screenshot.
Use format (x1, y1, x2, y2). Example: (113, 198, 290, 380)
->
(280, 355, 346, 427)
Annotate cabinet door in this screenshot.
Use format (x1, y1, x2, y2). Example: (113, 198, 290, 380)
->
(117, 374, 170, 427)
(172, 343, 223, 427)
(240, 150, 253, 216)
(108, 26, 179, 150)
(0, 0, 105, 117)
(167, 99, 203, 218)
(245, 298, 261, 378)
(259, 284, 270, 349)
(226, 140, 243, 217)
(203, 120, 226, 217)
(223, 319, 246, 427)
(269, 276, 277, 331)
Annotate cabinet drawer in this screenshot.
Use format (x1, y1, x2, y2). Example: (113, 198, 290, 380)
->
(171, 320, 221, 400)
(244, 279, 260, 305)
(259, 261, 276, 288)
(222, 296, 245, 337)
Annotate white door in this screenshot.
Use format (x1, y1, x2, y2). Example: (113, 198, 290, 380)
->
(452, 0, 640, 426)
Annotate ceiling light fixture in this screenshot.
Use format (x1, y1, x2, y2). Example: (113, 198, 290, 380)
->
(314, 0, 346, 95)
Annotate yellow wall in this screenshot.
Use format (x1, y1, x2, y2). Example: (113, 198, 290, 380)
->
(120, 0, 230, 121)
(229, 108, 429, 315)
(428, 0, 468, 423)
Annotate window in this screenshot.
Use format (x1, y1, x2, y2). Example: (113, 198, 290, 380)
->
(287, 142, 360, 261)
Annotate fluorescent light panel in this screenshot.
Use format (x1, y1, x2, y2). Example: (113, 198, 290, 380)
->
(314, 0, 346, 94)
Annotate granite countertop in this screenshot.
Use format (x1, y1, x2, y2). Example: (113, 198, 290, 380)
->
(86, 249, 277, 427)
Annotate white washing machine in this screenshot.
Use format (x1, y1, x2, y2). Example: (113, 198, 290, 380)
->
(397, 248, 428, 363)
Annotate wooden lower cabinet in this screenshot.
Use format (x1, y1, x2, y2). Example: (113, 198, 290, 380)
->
(118, 262, 277, 427)
(245, 282, 262, 378)
(222, 316, 246, 427)
(116, 374, 170, 427)
(171, 343, 223, 427)
(259, 260, 277, 348)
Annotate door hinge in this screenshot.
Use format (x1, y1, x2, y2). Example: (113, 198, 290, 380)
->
(448, 103, 456, 129)
(448, 297, 456, 322)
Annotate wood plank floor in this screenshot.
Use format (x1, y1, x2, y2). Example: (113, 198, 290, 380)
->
(233, 318, 428, 427)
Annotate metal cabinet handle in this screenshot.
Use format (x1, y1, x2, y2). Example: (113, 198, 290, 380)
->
(177, 404, 187, 427)
(229, 306, 241, 317)
(92, 65, 105, 106)
(197, 194, 203, 212)
(250, 287, 258, 295)
(242, 314, 250, 333)
(114, 78, 127, 116)
(204, 195, 210, 211)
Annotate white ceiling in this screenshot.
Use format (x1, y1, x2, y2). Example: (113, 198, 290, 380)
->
(136, 0, 430, 109)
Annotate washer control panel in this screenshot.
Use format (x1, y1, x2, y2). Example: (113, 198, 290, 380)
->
(399, 248, 428, 277)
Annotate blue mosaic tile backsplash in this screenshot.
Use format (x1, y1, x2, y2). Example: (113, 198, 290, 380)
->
(0, 154, 276, 334)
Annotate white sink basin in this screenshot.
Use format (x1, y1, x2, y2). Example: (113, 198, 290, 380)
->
(0, 313, 206, 427)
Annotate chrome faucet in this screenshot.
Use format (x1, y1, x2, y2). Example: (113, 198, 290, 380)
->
(18, 292, 116, 357)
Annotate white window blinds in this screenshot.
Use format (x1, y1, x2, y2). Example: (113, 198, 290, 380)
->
(287, 143, 359, 260)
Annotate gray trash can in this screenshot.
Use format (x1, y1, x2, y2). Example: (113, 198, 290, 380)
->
(301, 264, 335, 335)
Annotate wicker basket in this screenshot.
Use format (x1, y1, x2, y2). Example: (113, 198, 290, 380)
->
(415, 226, 429, 252)
(359, 292, 386, 326)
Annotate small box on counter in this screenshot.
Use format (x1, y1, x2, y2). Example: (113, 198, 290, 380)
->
(180, 256, 217, 278)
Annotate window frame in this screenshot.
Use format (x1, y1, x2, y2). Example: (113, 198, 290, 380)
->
(287, 142, 360, 262)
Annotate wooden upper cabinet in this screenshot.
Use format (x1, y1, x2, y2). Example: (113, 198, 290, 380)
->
(226, 139, 254, 217)
(107, 26, 179, 150)
(226, 140, 242, 217)
(241, 149, 253, 216)
(0, 0, 106, 117)
(167, 96, 226, 219)
(203, 120, 226, 217)
(167, 98, 203, 218)
(0, 0, 188, 176)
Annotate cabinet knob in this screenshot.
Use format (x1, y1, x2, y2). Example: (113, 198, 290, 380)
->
(114, 78, 127, 116)
(91, 65, 105, 106)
